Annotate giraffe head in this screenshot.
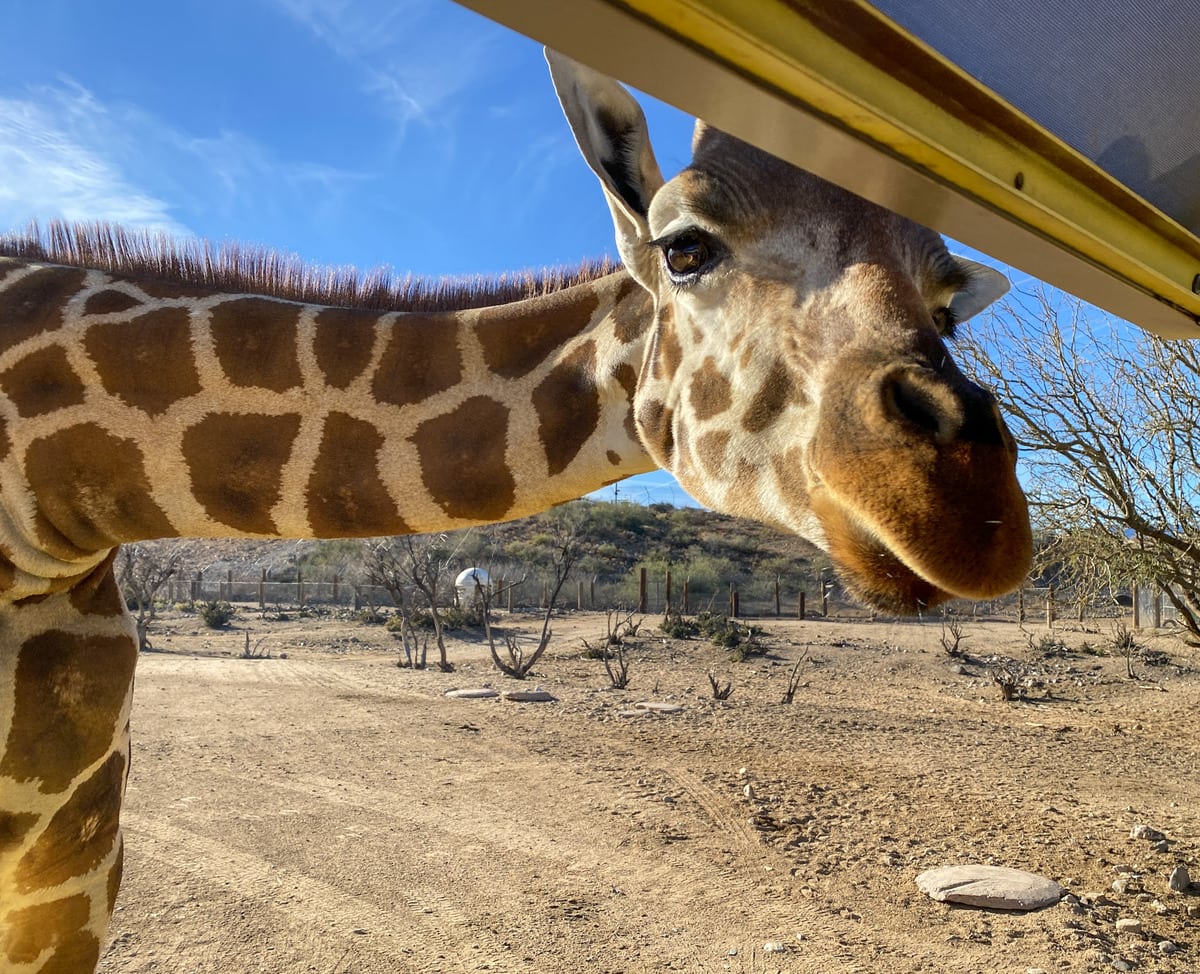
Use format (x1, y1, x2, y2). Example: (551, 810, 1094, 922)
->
(548, 52, 1031, 612)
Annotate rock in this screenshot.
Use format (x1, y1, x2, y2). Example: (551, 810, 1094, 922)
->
(762, 941, 787, 954)
(1111, 878, 1130, 895)
(632, 700, 683, 714)
(1167, 864, 1190, 892)
(501, 688, 556, 703)
(1114, 918, 1142, 935)
(1130, 824, 1166, 842)
(1152, 899, 1170, 915)
(444, 687, 498, 699)
(1111, 960, 1133, 972)
(915, 865, 1062, 911)
(743, 783, 755, 799)
(1188, 904, 1200, 919)
(1158, 940, 1179, 955)
(1152, 839, 1170, 853)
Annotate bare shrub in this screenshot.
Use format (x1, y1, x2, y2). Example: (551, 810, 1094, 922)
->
(780, 650, 810, 704)
(707, 670, 734, 701)
(939, 614, 967, 658)
(117, 541, 182, 651)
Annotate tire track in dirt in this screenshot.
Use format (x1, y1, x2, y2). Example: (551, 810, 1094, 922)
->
(119, 813, 507, 973)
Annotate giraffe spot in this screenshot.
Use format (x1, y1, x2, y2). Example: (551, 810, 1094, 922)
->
(33, 930, 100, 974)
(476, 288, 599, 379)
(84, 307, 201, 416)
(606, 450, 621, 465)
(690, 356, 732, 420)
(107, 837, 124, 914)
(372, 316, 462, 406)
(2, 893, 90, 965)
(68, 550, 125, 618)
(0, 632, 134, 794)
(611, 363, 639, 442)
(696, 430, 732, 477)
(82, 288, 142, 315)
(15, 752, 125, 894)
(0, 345, 86, 418)
(307, 412, 411, 536)
(181, 413, 301, 534)
(533, 341, 600, 476)
(610, 275, 649, 344)
(0, 546, 14, 595)
(637, 399, 675, 465)
(649, 306, 682, 381)
(0, 811, 39, 858)
(209, 297, 303, 392)
(0, 267, 87, 356)
(313, 307, 379, 390)
(411, 396, 515, 521)
(25, 425, 175, 554)
(742, 359, 793, 433)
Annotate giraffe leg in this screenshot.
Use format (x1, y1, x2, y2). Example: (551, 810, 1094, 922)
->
(1, 557, 135, 974)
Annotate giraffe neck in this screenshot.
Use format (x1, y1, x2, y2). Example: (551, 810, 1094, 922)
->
(0, 257, 655, 599)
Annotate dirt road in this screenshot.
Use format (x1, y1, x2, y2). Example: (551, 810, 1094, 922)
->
(98, 612, 1199, 972)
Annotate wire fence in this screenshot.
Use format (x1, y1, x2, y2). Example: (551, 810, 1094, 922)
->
(162, 567, 1168, 628)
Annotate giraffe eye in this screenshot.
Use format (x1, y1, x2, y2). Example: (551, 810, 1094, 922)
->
(932, 306, 960, 339)
(657, 230, 723, 282)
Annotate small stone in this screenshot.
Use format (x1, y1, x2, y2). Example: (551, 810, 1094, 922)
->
(633, 700, 683, 714)
(1188, 904, 1200, 919)
(916, 865, 1062, 910)
(1114, 918, 1142, 935)
(1152, 839, 1170, 853)
(1167, 864, 1190, 892)
(1130, 824, 1166, 842)
(1158, 940, 1179, 955)
(445, 687, 498, 699)
(1111, 960, 1133, 972)
(501, 688, 556, 702)
(762, 941, 787, 954)
(1111, 878, 1130, 895)
(743, 783, 755, 799)
(1026, 969, 1049, 974)
(1112, 864, 1135, 875)
(1152, 899, 1170, 915)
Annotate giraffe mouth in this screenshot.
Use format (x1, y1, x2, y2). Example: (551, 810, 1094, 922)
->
(810, 492, 953, 613)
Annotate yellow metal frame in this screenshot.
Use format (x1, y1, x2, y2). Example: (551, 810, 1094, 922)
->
(459, 0, 1200, 337)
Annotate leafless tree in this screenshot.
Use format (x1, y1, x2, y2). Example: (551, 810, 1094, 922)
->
(364, 534, 468, 671)
(963, 285, 1200, 638)
(482, 516, 584, 679)
(117, 542, 183, 651)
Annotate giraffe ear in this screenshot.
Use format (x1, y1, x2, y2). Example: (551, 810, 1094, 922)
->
(947, 257, 1010, 322)
(546, 49, 665, 283)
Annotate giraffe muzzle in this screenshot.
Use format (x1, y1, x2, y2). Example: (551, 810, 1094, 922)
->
(810, 361, 1031, 612)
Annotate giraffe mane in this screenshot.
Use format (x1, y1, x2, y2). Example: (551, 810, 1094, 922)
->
(0, 221, 621, 313)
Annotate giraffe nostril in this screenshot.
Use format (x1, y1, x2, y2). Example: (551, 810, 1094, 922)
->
(889, 377, 942, 435)
(883, 368, 962, 442)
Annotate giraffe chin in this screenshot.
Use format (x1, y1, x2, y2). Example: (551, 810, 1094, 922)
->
(810, 492, 957, 614)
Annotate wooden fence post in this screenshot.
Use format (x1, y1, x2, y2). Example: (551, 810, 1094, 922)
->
(798, 591, 806, 620)
(1045, 584, 1054, 629)
(774, 576, 781, 617)
(1132, 581, 1140, 629)
(638, 568, 647, 614)
(665, 569, 673, 615)
(682, 579, 690, 614)
(298, 570, 305, 607)
(577, 579, 584, 610)
(259, 569, 266, 609)
(1153, 587, 1163, 629)
(333, 574, 339, 603)
(1018, 588, 1024, 623)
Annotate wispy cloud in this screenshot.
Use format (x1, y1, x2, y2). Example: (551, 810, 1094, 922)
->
(267, 0, 499, 134)
(0, 82, 184, 234)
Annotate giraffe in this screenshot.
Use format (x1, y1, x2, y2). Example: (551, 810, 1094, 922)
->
(0, 52, 1030, 972)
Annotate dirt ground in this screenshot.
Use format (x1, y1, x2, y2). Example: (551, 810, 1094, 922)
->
(97, 607, 1200, 974)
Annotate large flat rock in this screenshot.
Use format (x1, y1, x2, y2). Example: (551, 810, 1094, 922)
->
(916, 865, 1062, 911)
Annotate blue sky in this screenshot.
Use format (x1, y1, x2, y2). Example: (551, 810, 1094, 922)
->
(0, 0, 1024, 511)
